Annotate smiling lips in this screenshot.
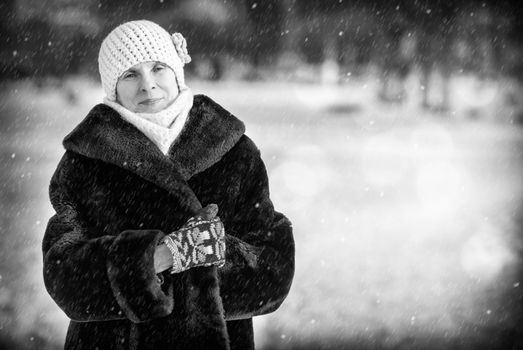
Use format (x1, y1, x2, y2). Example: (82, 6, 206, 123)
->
(139, 97, 164, 105)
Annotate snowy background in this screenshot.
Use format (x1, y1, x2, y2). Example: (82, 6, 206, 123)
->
(1, 1, 523, 349)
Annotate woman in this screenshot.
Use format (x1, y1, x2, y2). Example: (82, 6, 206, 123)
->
(42, 20, 294, 350)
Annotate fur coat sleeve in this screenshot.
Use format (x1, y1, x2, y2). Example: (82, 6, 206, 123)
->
(215, 138, 295, 320)
(43, 152, 173, 323)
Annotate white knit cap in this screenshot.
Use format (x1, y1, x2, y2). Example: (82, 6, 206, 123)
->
(98, 20, 191, 102)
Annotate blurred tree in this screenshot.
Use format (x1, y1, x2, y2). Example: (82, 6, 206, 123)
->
(167, 0, 250, 80)
(244, 0, 285, 79)
(0, 0, 18, 78)
(0, 0, 101, 79)
(401, 0, 460, 112)
(376, 3, 414, 103)
(483, 0, 523, 80)
(294, 1, 356, 84)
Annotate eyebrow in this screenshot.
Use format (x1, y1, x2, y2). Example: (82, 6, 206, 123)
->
(122, 62, 165, 75)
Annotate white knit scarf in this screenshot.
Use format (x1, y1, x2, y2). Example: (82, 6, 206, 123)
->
(103, 88, 194, 155)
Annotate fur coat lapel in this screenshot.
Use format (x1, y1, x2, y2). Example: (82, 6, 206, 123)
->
(63, 95, 245, 213)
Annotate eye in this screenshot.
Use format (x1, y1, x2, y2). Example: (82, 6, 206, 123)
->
(121, 71, 137, 80)
(153, 64, 166, 72)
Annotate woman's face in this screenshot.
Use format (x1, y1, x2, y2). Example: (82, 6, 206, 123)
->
(116, 61, 179, 113)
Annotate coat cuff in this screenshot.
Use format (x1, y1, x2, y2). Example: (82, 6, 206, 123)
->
(107, 229, 173, 323)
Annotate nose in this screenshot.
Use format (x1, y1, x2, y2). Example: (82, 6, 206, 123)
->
(139, 72, 156, 93)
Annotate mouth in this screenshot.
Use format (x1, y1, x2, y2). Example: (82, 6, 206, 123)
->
(139, 97, 164, 106)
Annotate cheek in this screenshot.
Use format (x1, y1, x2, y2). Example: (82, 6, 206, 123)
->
(166, 83, 179, 98)
(116, 83, 136, 104)
(159, 71, 179, 95)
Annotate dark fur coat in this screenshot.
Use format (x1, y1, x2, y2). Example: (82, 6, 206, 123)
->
(42, 95, 295, 350)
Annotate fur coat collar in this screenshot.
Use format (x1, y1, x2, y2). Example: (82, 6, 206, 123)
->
(63, 94, 245, 213)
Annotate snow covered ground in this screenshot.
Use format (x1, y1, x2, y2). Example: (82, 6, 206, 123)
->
(0, 77, 522, 349)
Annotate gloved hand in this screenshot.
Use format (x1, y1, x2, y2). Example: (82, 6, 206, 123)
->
(163, 204, 226, 274)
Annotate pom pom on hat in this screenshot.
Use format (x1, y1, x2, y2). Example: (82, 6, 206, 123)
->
(98, 20, 190, 101)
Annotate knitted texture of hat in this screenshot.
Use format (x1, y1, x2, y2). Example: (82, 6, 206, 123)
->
(98, 20, 188, 101)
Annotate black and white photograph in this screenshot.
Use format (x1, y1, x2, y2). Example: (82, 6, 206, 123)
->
(0, 0, 522, 349)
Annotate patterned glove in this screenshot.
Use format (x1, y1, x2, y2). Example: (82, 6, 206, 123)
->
(163, 204, 226, 273)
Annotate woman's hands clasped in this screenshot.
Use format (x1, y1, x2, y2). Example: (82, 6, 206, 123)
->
(154, 204, 226, 274)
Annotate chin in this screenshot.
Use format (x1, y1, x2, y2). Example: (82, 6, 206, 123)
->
(138, 104, 167, 113)
(142, 107, 163, 113)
